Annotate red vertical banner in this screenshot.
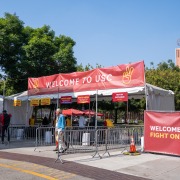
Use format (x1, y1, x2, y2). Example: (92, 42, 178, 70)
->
(77, 95, 90, 104)
(144, 111, 180, 156)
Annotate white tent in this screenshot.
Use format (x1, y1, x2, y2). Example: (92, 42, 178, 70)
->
(4, 83, 175, 125)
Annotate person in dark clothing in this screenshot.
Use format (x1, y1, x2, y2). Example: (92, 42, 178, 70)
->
(1, 110, 11, 143)
(42, 116, 49, 126)
(89, 115, 95, 126)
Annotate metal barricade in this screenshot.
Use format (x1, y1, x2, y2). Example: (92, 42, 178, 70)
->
(35, 126, 55, 149)
(8, 125, 39, 142)
(35, 126, 144, 153)
(64, 128, 96, 153)
(93, 126, 144, 156)
(5, 125, 143, 154)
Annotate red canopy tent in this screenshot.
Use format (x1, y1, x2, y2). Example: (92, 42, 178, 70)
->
(27, 61, 146, 127)
(62, 108, 84, 116)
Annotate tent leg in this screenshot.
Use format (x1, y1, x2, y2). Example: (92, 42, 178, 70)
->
(92, 130, 102, 159)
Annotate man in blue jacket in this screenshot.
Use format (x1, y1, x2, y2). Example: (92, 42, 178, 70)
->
(56, 108, 67, 153)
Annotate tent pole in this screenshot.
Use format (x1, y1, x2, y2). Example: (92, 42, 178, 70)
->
(88, 101, 90, 125)
(92, 89, 102, 158)
(143, 62, 148, 110)
(71, 115, 72, 127)
(26, 92, 30, 126)
(145, 84, 148, 110)
(95, 89, 98, 129)
(57, 87, 59, 108)
(127, 100, 128, 124)
(26, 99, 29, 126)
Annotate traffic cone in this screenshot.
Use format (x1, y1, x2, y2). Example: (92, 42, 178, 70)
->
(129, 136, 136, 153)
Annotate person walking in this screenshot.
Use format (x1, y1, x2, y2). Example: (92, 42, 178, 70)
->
(1, 110, 11, 144)
(55, 108, 67, 153)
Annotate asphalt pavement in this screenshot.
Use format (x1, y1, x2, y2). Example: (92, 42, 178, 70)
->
(0, 143, 180, 180)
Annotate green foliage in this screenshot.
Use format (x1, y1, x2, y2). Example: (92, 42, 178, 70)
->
(53, 35, 77, 73)
(0, 13, 77, 95)
(77, 63, 103, 72)
(128, 98, 146, 112)
(76, 63, 84, 72)
(76, 63, 94, 72)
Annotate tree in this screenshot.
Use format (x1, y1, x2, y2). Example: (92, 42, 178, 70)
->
(0, 13, 77, 95)
(53, 35, 77, 73)
(22, 25, 57, 77)
(76, 63, 103, 72)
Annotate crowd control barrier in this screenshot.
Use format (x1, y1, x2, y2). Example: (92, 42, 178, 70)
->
(3, 125, 144, 155)
(34, 126, 143, 154)
(8, 125, 39, 141)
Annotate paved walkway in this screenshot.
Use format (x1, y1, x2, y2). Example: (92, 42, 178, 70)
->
(0, 143, 180, 180)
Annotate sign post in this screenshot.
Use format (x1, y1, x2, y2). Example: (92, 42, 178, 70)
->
(112, 92, 128, 123)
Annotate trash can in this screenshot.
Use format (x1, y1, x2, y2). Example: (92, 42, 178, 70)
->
(17, 129, 24, 140)
(45, 131, 52, 144)
(82, 133, 90, 146)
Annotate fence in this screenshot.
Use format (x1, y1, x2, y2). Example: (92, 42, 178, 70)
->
(127, 111, 144, 121)
(3, 125, 144, 154)
(35, 126, 144, 153)
(1, 125, 50, 144)
(5, 125, 38, 142)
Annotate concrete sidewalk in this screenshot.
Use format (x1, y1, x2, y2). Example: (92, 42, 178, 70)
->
(0, 144, 180, 180)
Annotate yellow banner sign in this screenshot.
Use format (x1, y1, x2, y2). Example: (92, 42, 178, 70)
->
(30, 99, 39, 106)
(13, 100, 21, 106)
(40, 98, 51, 105)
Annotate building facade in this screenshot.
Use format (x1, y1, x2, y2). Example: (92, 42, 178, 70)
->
(175, 48, 180, 67)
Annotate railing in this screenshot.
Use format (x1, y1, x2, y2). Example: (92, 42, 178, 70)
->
(7, 125, 39, 142)
(35, 126, 144, 154)
(35, 126, 55, 148)
(3, 125, 144, 155)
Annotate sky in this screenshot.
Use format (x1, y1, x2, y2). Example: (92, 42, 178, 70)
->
(1, 0, 180, 68)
